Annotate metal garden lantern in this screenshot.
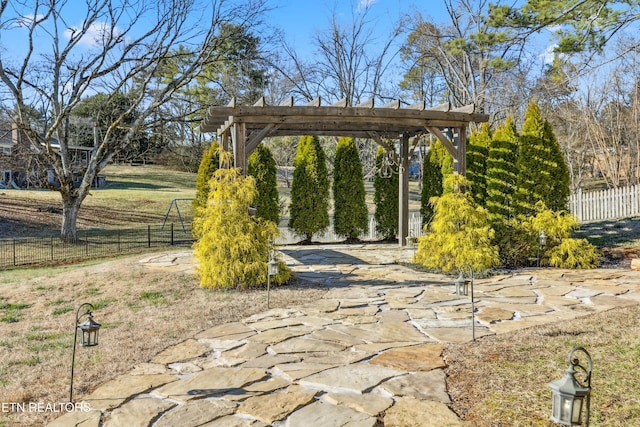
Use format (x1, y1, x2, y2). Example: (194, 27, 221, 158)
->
(69, 303, 101, 402)
(454, 272, 469, 296)
(538, 230, 547, 267)
(266, 256, 279, 309)
(453, 267, 476, 341)
(539, 230, 547, 247)
(549, 347, 593, 426)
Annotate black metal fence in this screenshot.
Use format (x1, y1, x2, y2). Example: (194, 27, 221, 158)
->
(0, 224, 194, 269)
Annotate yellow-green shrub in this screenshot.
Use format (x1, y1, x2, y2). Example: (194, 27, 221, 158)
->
(525, 202, 600, 268)
(547, 238, 601, 269)
(414, 175, 500, 273)
(193, 161, 290, 289)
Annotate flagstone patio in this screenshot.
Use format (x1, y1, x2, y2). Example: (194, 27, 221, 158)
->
(48, 244, 640, 427)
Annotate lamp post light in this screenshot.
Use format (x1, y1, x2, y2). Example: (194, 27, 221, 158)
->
(538, 230, 547, 267)
(549, 347, 593, 426)
(453, 267, 476, 341)
(69, 303, 101, 402)
(267, 256, 279, 309)
(454, 272, 469, 296)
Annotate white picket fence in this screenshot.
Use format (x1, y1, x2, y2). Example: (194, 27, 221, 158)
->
(276, 213, 424, 244)
(568, 185, 640, 222)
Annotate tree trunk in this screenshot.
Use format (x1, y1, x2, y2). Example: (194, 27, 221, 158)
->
(61, 196, 82, 243)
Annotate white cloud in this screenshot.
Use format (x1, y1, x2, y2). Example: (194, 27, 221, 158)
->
(540, 43, 559, 64)
(15, 14, 45, 27)
(64, 22, 121, 48)
(357, 0, 378, 11)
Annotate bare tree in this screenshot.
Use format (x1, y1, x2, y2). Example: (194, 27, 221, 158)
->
(400, 0, 529, 118)
(0, 0, 268, 241)
(311, 3, 403, 105)
(578, 41, 640, 189)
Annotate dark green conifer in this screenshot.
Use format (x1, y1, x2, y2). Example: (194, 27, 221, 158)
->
(247, 143, 280, 224)
(420, 140, 444, 226)
(288, 135, 330, 242)
(333, 137, 368, 240)
(373, 146, 399, 240)
(466, 123, 491, 207)
(515, 101, 570, 216)
(486, 117, 519, 219)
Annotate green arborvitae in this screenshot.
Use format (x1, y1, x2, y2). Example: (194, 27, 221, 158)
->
(515, 101, 570, 216)
(192, 142, 219, 238)
(420, 140, 444, 226)
(466, 123, 491, 207)
(373, 146, 399, 240)
(333, 137, 368, 241)
(288, 135, 330, 242)
(486, 117, 519, 219)
(543, 119, 571, 211)
(193, 158, 291, 289)
(414, 174, 500, 273)
(247, 143, 280, 225)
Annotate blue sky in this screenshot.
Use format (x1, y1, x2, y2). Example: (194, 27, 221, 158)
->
(265, 0, 448, 57)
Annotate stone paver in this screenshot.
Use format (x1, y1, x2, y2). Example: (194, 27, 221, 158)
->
(384, 398, 467, 426)
(285, 401, 377, 427)
(369, 343, 445, 371)
(103, 395, 176, 427)
(299, 363, 404, 394)
(154, 399, 237, 427)
(379, 369, 451, 402)
(48, 244, 640, 426)
(237, 385, 317, 424)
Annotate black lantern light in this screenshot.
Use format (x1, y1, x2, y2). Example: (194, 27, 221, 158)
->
(69, 303, 101, 402)
(454, 272, 469, 296)
(266, 250, 279, 309)
(538, 230, 547, 267)
(549, 347, 592, 426)
(453, 267, 476, 341)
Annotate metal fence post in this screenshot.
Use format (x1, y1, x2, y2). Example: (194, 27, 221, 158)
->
(171, 223, 174, 246)
(147, 225, 151, 248)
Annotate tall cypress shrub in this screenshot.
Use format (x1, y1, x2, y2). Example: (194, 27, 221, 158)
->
(414, 174, 500, 273)
(192, 142, 219, 237)
(288, 135, 330, 242)
(420, 140, 444, 226)
(193, 158, 290, 289)
(486, 117, 519, 219)
(247, 143, 280, 224)
(515, 101, 570, 216)
(374, 146, 399, 240)
(333, 137, 368, 241)
(466, 123, 491, 207)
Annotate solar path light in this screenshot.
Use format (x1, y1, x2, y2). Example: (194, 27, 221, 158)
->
(69, 303, 101, 402)
(549, 346, 592, 426)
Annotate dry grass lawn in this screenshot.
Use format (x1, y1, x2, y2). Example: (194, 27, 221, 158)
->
(446, 304, 640, 426)
(0, 253, 324, 427)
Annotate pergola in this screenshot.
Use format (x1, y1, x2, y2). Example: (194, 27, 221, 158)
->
(201, 97, 489, 246)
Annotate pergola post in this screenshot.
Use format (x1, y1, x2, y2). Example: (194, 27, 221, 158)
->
(231, 123, 246, 174)
(398, 134, 410, 247)
(453, 126, 467, 176)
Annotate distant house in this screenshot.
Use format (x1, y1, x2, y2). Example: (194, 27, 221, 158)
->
(0, 122, 101, 189)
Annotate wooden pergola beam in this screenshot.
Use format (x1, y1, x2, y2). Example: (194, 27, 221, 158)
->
(202, 100, 488, 246)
